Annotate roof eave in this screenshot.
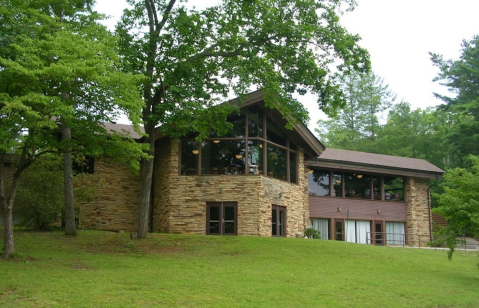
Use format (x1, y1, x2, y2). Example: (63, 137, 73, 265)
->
(306, 159, 444, 179)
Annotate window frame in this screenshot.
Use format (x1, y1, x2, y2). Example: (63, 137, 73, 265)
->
(206, 202, 238, 236)
(307, 170, 405, 202)
(272, 205, 287, 237)
(179, 104, 299, 184)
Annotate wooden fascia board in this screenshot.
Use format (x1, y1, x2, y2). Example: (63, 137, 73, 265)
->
(293, 123, 325, 157)
(306, 160, 444, 179)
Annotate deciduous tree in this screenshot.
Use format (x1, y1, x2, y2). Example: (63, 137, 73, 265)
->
(117, 0, 370, 238)
(433, 155, 479, 261)
(0, 0, 146, 257)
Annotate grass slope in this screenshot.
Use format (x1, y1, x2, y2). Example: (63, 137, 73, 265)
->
(1, 230, 478, 308)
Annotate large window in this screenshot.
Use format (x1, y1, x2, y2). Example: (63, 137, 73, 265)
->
(180, 104, 298, 183)
(308, 170, 330, 196)
(201, 140, 245, 174)
(307, 170, 404, 202)
(384, 176, 404, 201)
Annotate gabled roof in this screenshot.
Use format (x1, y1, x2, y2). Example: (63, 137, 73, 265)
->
(229, 90, 325, 158)
(102, 122, 144, 140)
(306, 148, 444, 179)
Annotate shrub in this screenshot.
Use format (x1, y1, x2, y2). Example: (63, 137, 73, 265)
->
(304, 228, 320, 239)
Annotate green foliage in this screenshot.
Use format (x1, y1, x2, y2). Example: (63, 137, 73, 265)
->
(118, 0, 371, 137)
(13, 155, 99, 230)
(304, 227, 320, 239)
(14, 156, 64, 230)
(431, 35, 479, 167)
(0, 0, 147, 168)
(315, 71, 395, 150)
(433, 155, 479, 260)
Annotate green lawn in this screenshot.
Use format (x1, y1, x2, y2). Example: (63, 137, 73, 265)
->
(1, 230, 478, 308)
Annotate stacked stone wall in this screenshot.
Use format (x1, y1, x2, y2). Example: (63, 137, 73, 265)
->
(152, 138, 173, 233)
(80, 158, 141, 231)
(153, 140, 309, 237)
(405, 177, 431, 247)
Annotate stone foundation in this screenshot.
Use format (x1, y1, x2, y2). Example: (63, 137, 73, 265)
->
(152, 140, 309, 237)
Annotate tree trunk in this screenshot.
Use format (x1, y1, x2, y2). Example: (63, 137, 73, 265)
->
(1, 159, 22, 259)
(62, 124, 76, 236)
(3, 199, 15, 258)
(137, 126, 156, 239)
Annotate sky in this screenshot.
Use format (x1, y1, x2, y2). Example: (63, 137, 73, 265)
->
(94, 0, 479, 130)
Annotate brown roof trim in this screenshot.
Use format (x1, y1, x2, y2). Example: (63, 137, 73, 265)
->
(293, 123, 325, 157)
(226, 89, 266, 108)
(306, 148, 444, 179)
(306, 160, 443, 179)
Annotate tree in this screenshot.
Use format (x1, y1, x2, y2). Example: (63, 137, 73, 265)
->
(13, 155, 99, 230)
(433, 155, 479, 261)
(431, 35, 479, 166)
(117, 0, 370, 239)
(315, 71, 395, 151)
(0, 0, 146, 258)
(371, 103, 453, 169)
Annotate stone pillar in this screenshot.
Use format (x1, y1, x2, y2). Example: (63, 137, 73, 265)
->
(405, 177, 431, 247)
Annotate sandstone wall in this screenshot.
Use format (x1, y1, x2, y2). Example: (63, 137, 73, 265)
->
(405, 177, 431, 247)
(80, 158, 141, 231)
(152, 140, 309, 237)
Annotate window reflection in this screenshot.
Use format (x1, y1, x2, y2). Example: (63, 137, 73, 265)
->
(267, 144, 287, 180)
(373, 176, 381, 200)
(266, 116, 287, 146)
(289, 152, 297, 184)
(308, 170, 330, 196)
(247, 140, 263, 175)
(248, 106, 263, 138)
(181, 140, 199, 175)
(384, 176, 404, 201)
(201, 140, 245, 174)
(333, 172, 342, 197)
(225, 111, 246, 138)
(180, 104, 298, 183)
(345, 173, 371, 199)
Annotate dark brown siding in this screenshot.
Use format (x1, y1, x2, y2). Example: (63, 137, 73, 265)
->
(309, 196, 407, 222)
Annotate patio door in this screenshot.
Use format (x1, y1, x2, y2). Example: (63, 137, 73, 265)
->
(272, 205, 286, 236)
(206, 202, 237, 235)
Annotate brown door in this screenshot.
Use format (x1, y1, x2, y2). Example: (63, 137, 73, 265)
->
(206, 202, 237, 235)
(374, 221, 384, 245)
(335, 219, 344, 241)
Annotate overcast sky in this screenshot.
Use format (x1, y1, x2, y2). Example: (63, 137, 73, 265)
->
(94, 0, 479, 130)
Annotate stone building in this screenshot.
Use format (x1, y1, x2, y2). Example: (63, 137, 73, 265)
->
(79, 91, 443, 247)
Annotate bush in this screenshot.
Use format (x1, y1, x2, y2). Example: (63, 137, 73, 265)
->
(304, 228, 320, 239)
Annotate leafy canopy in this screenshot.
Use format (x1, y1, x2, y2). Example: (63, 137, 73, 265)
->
(0, 0, 147, 170)
(117, 0, 370, 138)
(433, 155, 479, 261)
(431, 35, 479, 166)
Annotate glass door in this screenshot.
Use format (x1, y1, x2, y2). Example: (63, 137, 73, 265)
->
(335, 219, 344, 241)
(272, 205, 286, 236)
(374, 221, 384, 245)
(206, 202, 237, 235)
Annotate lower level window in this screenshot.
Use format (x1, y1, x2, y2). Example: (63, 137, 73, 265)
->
(272, 205, 286, 237)
(206, 202, 237, 235)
